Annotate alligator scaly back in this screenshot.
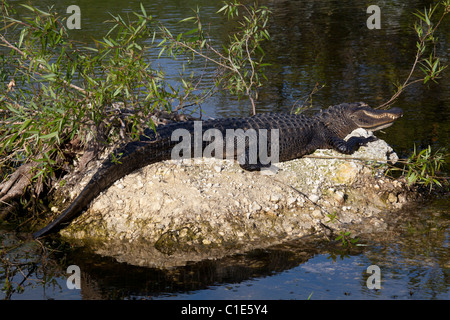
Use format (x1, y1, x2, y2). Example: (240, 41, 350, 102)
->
(32, 102, 402, 238)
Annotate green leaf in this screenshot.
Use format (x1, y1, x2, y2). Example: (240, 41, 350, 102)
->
(113, 85, 123, 97)
(184, 28, 199, 36)
(20, 4, 50, 16)
(18, 118, 33, 133)
(217, 4, 228, 14)
(41, 73, 57, 81)
(140, 3, 147, 18)
(424, 8, 431, 25)
(158, 46, 166, 58)
(179, 16, 196, 23)
(39, 131, 59, 140)
(18, 29, 27, 48)
(157, 38, 166, 47)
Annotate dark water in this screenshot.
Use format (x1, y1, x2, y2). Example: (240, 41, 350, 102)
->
(1, 0, 449, 300)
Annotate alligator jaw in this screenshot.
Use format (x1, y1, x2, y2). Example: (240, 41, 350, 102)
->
(364, 122, 395, 131)
(352, 107, 403, 131)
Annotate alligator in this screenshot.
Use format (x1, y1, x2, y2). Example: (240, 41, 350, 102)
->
(32, 102, 402, 238)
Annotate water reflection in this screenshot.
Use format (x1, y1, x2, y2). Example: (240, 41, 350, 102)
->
(75, 200, 450, 299)
(1, 197, 448, 299)
(1, 0, 449, 300)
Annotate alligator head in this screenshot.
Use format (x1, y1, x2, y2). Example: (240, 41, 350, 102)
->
(318, 102, 403, 138)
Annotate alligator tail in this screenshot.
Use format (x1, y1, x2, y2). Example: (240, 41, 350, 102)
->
(32, 138, 172, 238)
(32, 181, 100, 238)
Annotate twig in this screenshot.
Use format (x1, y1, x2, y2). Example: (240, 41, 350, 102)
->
(378, 3, 449, 109)
(0, 34, 88, 96)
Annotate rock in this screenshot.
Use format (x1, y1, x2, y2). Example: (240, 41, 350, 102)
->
(311, 209, 322, 218)
(398, 193, 407, 203)
(308, 194, 320, 203)
(250, 202, 262, 212)
(388, 192, 398, 203)
(333, 162, 359, 184)
(333, 191, 346, 205)
(270, 194, 282, 203)
(59, 129, 418, 268)
(287, 197, 297, 206)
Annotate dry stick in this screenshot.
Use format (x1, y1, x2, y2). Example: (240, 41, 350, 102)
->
(267, 151, 405, 217)
(290, 82, 325, 114)
(161, 26, 258, 115)
(268, 176, 339, 241)
(269, 176, 337, 221)
(172, 45, 218, 116)
(244, 36, 257, 115)
(160, 27, 234, 72)
(303, 154, 388, 163)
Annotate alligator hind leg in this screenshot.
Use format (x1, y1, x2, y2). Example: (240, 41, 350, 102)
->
(237, 147, 274, 171)
(239, 161, 273, 171)
(330, 136, 377, 155)
(238, 153, 273, 171)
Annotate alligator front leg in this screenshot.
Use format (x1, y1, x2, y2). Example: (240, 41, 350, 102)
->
(329, 135, 377, 155)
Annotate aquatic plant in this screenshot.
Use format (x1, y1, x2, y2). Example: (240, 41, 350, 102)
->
(387, 145, 447, 192)
(376, 1, 450, 190)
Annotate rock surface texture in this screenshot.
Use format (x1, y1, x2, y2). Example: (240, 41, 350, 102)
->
(58, 129, 415, 268)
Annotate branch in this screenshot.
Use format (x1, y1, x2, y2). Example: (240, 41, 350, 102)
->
(378, 3, 449, 109)
(0, 34, 88, 96)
